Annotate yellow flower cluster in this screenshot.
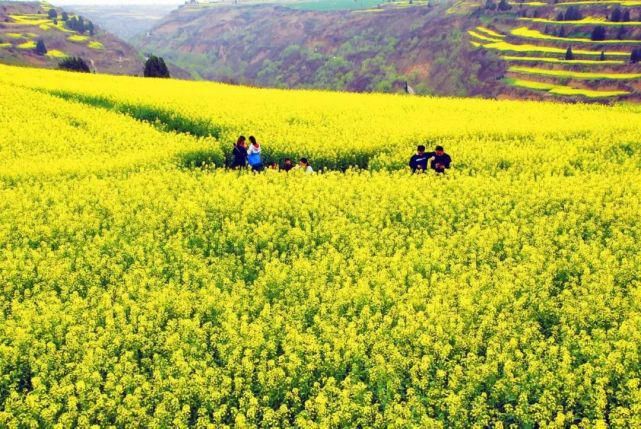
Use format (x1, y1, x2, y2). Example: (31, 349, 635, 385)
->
(1, 64, 641, 427)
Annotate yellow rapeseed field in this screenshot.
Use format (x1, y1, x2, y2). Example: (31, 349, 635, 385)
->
(1, 64, 641, 427)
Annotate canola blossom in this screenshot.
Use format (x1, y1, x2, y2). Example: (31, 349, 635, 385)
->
(1, 64, 641, 427)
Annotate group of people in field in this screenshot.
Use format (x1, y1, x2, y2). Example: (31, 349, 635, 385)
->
(409, 145, 452, 174)
(229, 136, 314, 173)
(229, 136, 452, 174)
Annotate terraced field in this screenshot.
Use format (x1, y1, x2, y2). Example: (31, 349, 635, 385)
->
(469, 0, 641, 99)
(0, 1, 142, 75)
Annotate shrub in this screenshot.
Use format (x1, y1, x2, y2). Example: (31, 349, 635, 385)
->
(59, 57, 91, 73)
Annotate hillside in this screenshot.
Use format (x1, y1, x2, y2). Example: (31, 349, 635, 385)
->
(135, 1, 506, 97)
(2, 62, 641, 426)
(132, 0, 641, 100)
(64, 4, 178, 41)
(462, 0, 641, 100)
(0, 1, 144, 75)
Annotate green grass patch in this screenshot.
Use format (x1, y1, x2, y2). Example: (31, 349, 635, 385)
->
(482, 40, 630, 57)
(512, 26, 641, 45)
(16, 41, 36, 50)
(0, 43, 11, 48)
(509, 65, 641, 80)
(505, 77, 630, 97)
(68, 35, 89, 43)
(502, 55, 625, 64)
(290, 0, 390, 11)
(6, 33, 25, 40)
(88, 41, 104, 50)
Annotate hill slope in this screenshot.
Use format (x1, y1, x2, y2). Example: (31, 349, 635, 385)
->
(135, 2, 506, 97)
(0, 1, 143, 75)
(134, 0, 641, 100)
(464, 0, 641, 100)
(63, 4, 178, 42)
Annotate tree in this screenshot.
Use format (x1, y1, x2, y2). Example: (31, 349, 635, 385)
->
(87, 21, 95, 36)
(617, 26, 626, 40)
(565, 46, 574, 60)
(77, 16, 86, 34)
(485, 0, 497, 10)
(497, 0, 511, 11)
(48, 9, 57, 20)
(600, 51, 606, 61)
(631, 48, 641, 64)
(558, 26, 566, 38)
(556, 11, 565, 21)
(66, 16, 88, 34)
(61, 11, 68, 21)
(67, 16, 78, 31)
(623, 10, 631, 22)
(610, 7, 622, 22)
(144, 56, 170, 78)
(59, 57, 90, 73)
(591, 26, 607, 41)
(564, 6, 582, 20)
(35, 39, 47, 56)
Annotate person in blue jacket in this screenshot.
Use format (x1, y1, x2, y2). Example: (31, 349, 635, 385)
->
(247, 136, 264, 172)
(409, 145, 429, 173)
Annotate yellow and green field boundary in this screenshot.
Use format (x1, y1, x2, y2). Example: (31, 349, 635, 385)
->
(509, 65, 641, 80)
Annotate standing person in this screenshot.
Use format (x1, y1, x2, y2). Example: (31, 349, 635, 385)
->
(409, 145, 429, 173)
(299, 158, 314, 173)
(427, 145, 452, 174)
(247, 136, 264, 172)
(281, 158, 294, 172)
(230, 136, 248, 169)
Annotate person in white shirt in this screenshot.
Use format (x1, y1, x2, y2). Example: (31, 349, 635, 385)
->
(299, 158, 314, 173)
(247, 136, 264, 172)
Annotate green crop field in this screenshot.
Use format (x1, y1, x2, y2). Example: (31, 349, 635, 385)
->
(290, 0, 396, 11)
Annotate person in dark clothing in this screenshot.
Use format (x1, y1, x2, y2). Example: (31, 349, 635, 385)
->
(281, 158, 294, 172)
(230, 136, 248, 169)
(409, 145, 429, 173)
(428, 145, 452, 173)
(409, 145, 452, 173)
